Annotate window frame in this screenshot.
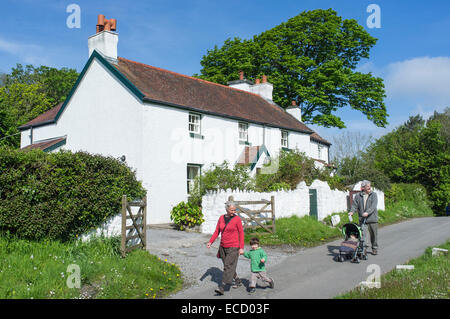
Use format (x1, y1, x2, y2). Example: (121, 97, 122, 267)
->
(188, 112, 201, 135)
(281, 130, 289, 148)
(187, 164, 202, 194)
(238, 122, 249, 144)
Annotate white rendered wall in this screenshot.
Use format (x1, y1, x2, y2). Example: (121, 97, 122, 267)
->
(200, 180, 385, 234)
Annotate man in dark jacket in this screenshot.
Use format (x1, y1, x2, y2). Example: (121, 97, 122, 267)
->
(349, 180, 379, 255)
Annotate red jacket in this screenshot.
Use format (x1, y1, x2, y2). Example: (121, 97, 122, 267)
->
(209, 214, 244, 249)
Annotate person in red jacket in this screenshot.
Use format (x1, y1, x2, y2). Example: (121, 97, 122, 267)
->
(206, 201, 244, 295)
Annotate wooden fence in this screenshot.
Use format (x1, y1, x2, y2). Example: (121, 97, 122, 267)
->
(121, 195, 146, 257)
(228, 195, 276, 235)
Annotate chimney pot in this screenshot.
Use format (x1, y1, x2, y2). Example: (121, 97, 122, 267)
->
(291, 100, 297, 106)
(262, 75, 267, 83)
(239, 71, 244, 81)
(255, 78, 260, 84)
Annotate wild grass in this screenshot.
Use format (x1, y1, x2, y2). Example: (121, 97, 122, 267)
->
(245, 215, 341, 247)
(0, 233, 183, 299)
(336, 241, 450, 299)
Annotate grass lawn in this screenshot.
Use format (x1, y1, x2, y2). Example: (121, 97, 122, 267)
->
(0, 234, 183, 299)
(336, 241, 450, 299)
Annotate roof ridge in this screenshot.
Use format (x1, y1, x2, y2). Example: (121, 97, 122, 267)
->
(117, 56, 265, 99)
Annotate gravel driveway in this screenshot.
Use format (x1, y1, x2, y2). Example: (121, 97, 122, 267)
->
(146, 226, 300, 296)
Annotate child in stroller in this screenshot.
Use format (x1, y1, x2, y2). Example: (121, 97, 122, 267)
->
(336, 217, 368, 263)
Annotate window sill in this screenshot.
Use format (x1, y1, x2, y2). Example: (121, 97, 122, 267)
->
(189, 132, 204, 139)
(281, 147, 292, 152)
(239, 141, 251, 145)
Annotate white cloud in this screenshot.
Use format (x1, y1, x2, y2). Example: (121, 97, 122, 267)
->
(384, 56, 450, 104)
(0, 37, 47, 65)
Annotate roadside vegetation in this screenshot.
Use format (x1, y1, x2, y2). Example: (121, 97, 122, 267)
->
(336, 241, 450, 299)
(0, 233, 183, 299)
(0, 149, 182, 299)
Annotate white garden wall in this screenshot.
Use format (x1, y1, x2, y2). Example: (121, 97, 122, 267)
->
(200, 180, 385, 234)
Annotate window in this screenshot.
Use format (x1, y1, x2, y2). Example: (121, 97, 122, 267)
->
(318, 144, 322, 159)
(187, 164, 201, 194)
(189, 113, 201, 135)
(281, 130, 289, 148)
(239, 122, 248, 143)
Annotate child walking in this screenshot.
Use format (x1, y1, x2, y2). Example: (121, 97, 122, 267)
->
(243, 237, 274, 293)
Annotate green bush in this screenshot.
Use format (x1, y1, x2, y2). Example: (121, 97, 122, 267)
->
(188, 161, 254, 207)
(385, 183, 431, 208)
(170, 201, 205, 230)
(0, 147, 146, 241)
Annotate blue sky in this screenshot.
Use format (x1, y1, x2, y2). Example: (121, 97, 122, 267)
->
(1, 0, 449, 145)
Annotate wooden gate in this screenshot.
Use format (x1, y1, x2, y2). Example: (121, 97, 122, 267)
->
(121, 195, 147, 257)
(228, 195, 276, 235)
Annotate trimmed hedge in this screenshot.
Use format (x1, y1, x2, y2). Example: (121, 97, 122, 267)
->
(0, 147, 146, 241)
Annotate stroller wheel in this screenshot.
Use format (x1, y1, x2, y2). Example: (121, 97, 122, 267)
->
(362, 254, 368, 260)
(339, 256, 345, 262)
(352, 257, 360, 263)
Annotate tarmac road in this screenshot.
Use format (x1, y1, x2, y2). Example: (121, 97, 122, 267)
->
(150, 217, 450, 299)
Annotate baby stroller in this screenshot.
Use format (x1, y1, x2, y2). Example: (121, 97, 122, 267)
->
(336, 217, 368, 263)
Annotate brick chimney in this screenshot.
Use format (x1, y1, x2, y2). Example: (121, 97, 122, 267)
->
(88, 14, 118, 63)
(228, 72, 273, 101)
(286, 100, 302, 122)
(251, 74, 273, 101)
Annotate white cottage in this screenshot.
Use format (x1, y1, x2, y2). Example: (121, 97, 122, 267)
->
(19, 16, 332, 224)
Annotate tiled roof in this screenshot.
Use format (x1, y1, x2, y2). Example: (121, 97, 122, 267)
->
(19, 102, 64, 129)
(310, 132, 331, 146)
(21, 137, 66, 152)
(114, 57, 314, 134)
(19, 54, 323, 138)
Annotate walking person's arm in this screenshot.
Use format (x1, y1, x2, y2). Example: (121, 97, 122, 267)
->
(237, 217, 245, 255)
(206, 216, 222, 248)
(364, 193, 378, 217)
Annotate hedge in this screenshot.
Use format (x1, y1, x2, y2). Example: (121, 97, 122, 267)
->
(0, 147, 146, 241)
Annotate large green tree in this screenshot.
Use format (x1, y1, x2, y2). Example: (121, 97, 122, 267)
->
(365, 109, 450, 214)
(0, 64, 78, 148)
(195, 9, 387, 128)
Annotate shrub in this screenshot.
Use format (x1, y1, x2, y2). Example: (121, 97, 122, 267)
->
(170, 201, 204, 230)
(0, 147, 146, 241)
(188, 161, 254, 207)
(385, 183, 431, 208)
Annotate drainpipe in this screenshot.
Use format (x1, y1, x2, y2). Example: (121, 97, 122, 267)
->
(30, 127, 33, 145)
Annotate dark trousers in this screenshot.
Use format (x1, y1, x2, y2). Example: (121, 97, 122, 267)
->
(362, 223, 378, 249)
(219, 246, 240, 285)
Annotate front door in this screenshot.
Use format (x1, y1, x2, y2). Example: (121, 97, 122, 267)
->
(309, 189, 318, 220)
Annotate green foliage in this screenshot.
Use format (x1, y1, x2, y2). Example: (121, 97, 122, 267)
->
(170, 201, 205, 230)
(366, 111, 450, 214)
(0, 234, 183, 299)
(0, 147, 146, 241)
(195, 9, 387, 129)
(255, 149, 340, 191)
(385, 183, 431, 208)
(188, 161, 255, 206)
(0, 64, 78, 148)
(334, 155, 391, 191)
(248, 216, 341, 247)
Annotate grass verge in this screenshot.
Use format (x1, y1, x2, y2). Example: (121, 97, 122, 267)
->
(0, 233, 183, 299)
(336, 241, 450, 299)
